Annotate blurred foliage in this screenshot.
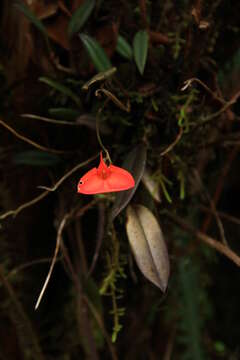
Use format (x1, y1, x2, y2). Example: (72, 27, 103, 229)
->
(0, 0, 240, 359)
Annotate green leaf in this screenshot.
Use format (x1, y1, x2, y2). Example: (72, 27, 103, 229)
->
(126, 204, 169, 291)
(39, 77, 82, 107)
(76, 114, 111, 134)
(68, 0, 95, 36)
(116, 35, 133, 60)
(48, 108, 80, 120)
(111, 144, 147, 220)
(80, 34, 112, 72)
(133, 30, 149, 75)
(13, 151, 61, 166)
(14, 2, 47, 38)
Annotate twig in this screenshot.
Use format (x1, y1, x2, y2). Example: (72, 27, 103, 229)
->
(34, 210, 73, 309)
(50, 53, 75, 74)
(202, 145, 239, 233)
(88, 202, 105, 277)
(38, 153, 98, 191)
(95, 88, 131, 113)
(165, 211, 240, 267)
(96, 98, 112, 163)
(57, 228, 99, 360)
(200, 100, 235, 124)
(199, 205, 240, 227)
(0, 118, 68, 154)
(139, 0, 148, 28)
(181, 77, 225, 104)
(149, 30, 169, 44)
(74, 220, 88, 275)
(0, 154, 98, 220)
(21, 114, 81, 126)
(83, 295, 118, 360)
(197, 89, 240, 127)
(160, 127, 183, 156)
(193, 170, 227, 245)
(223, 140, 240, 146)
(75, 198, 100, 218)
(163, 329, 176, 360)
(0, 190, 49, 220)
(58, 0, 72, 17)
(182, 79, 240, 130)
(191, 0, 202, 25)
(5, 257, 61, 280)
(35, 200, 98, 309)
(73, 199, 101, 275)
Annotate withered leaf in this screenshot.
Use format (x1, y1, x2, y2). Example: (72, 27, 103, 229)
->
(142, 168, 161, 203)
(126, 204, 169, 291)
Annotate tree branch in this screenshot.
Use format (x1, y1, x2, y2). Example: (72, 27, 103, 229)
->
(165, 211, 240, 266)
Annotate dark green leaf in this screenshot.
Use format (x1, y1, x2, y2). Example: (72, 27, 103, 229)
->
(76, 114, 111, 134)
(111, 144, 147, 220)
(13, 151, 61, 166)
(116, 35, 133, 60)
(48, 108, 80, 120)
(133, 30, 149, 75)
(68, 0, 95, 36)
(14, 2, 48, 37)
(80, 34, 112, 72)
(39, 77, 82, 107)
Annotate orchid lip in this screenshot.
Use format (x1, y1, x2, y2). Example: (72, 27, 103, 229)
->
(77, 152, 135, 194)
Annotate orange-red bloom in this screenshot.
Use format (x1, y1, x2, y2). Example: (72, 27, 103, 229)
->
(77, 153, 135, 194)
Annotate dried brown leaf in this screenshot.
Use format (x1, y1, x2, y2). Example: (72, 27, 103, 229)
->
(142, 169, 161, 203)
(126, 204, 169, 291)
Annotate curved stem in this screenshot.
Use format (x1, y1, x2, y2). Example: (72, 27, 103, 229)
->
(96, 98, 112, 164)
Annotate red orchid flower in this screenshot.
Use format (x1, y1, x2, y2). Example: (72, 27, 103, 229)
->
(77, 152, 135, 194)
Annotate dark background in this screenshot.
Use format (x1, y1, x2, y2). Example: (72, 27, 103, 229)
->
(0, 1, 240, 359)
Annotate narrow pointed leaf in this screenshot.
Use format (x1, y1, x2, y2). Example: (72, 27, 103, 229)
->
(48, 108, 80, 120)
(76, 114, 111, 134)
(116, 35, 133, 60)
(126, 204, 169, 291)
(80, 34, 112, 72)
(68, 0, 95, 36)
(39, 77, 82, 107)
(111, 144, 146, 220)
(133, 30, 149, 75)
(14, 2, 48, 37)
